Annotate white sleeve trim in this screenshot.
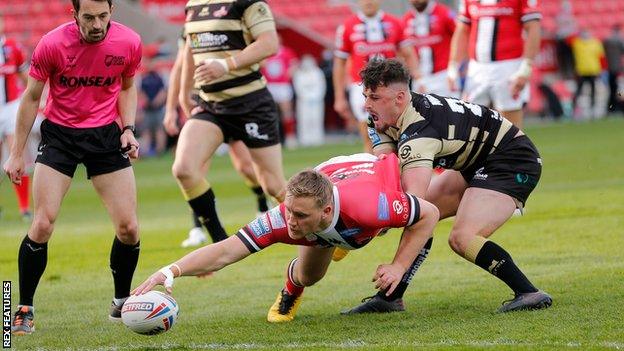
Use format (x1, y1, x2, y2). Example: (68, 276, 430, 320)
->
(238, 229, 261, 252)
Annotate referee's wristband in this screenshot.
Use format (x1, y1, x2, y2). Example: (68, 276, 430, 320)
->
(122, 125, 136, 135)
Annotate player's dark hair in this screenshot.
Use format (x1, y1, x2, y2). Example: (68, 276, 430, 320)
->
(72, 0, 112, 12)
(360, 58, 410, 91)
(286, 170, 333, 208)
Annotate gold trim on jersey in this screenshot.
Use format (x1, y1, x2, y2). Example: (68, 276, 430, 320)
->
(199, 79, 266, 102)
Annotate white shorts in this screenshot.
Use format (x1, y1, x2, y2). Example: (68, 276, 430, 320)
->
(0, 99, 19, 138)
(349, 83, 369, 122)
(463, 58, 529, 111)
(267, 83, 294, 103)
(413, 70, 459, 98)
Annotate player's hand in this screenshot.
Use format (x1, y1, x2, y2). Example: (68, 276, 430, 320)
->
(3, 154, 25, 185)
(334, 97, 353, 120)
(120, 130, 140, 159)
(132, 271, 172, 295)
(194, 59, 227, 83)
(510, 75, 529, 100)
(372, 263, 406, 296)
(163, 109, 181, 136)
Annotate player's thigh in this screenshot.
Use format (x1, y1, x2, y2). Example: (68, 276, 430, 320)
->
(248, 144, 285, 186)
(90, 167, 138, 232)
(452, 187, 516, 244)
(426, 170, 467, 219)
(31, 163, 72, 230)
(296, 246, 335, 285)
(174, 119, 224, 172)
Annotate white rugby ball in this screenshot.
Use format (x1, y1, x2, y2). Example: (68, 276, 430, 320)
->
(121, 291, 179, 335)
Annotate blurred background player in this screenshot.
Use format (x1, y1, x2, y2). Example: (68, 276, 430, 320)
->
(402, 0, 457, 97)
(174, 0, 287, 247)
(333, 0, 420, 153)
(292, 55, 326, 147)
(138, 56, 167, 157)
(0, 14, 33, 221)
(163, 28, 270, 247)
(448, 0, 542, 129)
(261, 37, 298, 148)
(570, 28, 605, 119)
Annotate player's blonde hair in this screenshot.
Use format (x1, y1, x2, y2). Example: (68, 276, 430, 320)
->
(286, 170, 333, 208)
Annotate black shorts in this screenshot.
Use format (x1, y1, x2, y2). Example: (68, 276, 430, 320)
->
(192, 88, 280, 148)
(36, 119, 132, 178)
(460, 135, 542, 206)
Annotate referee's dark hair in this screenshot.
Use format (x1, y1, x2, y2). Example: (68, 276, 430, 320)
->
(360, 58, 410, 91)
(72, 0, 113, 12)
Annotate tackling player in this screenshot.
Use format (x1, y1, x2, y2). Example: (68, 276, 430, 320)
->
(346, 59, 552, 314)
(132, 153, 439, 322)
(4, 0, 142, 335)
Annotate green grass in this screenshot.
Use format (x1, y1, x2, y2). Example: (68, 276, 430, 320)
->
(1, 118, 623, 350)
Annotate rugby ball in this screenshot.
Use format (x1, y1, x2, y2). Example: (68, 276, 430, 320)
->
(121, 291, 179, 335)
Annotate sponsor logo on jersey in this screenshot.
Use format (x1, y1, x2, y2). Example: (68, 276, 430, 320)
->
(400, 145, 412, 160)
(392, 200, 404, 215)
(248, 216, 271, 238)
(58, 75, 117, 88)
(368, 127, 381, 145)
(338, 228, 361, 237)
(473, 167, 488, 181)
(104, 55, 125, 67)
(190, 32, 228, 49)
(377, 193, 389, 220)
(268, 207, 286, 229)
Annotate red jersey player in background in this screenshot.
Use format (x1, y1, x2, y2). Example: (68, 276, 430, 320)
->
(333, 0, 420, 152)
(132, 153, 439, 322)
(261, 38, 299, 148)
(448, 0, 542, 129)
(0, 14, 33, 221)
(402, 0, 457, 97)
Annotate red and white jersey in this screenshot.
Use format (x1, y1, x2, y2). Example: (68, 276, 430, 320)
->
(403, 2, 456, 75)
(0, 36, 28, 104)
(458, 0, 541, 62)
(335, 11, 409, 83)
(30, 21, 142, 128)
(236, 153, 420, 252)
(261, 45, 297, 84)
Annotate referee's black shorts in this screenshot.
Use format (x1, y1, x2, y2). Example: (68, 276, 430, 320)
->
(36, 119, 131, 178)
(192, 88, 280, 148)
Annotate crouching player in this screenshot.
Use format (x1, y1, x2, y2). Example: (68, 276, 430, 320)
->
(133, 153, 439, 322)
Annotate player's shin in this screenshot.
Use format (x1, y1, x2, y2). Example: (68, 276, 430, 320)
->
(250, 185, 269, 213)
(465, 236, 537, 294)
(18, 235, 48, 307)
(379, 237, 433, 301)
(110, 237, 140, 300)
(182, 180, 228, 242)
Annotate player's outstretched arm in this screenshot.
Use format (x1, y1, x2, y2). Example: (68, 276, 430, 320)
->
(163, 43, 185, 136)
(132, 236, 252, 295)
(374, 198, 439, 295)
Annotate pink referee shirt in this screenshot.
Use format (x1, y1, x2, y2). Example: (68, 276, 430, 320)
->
(30, 21, 142, 128)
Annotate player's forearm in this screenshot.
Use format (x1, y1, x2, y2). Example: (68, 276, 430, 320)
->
(118, 83, 138, 128)
(165, 52, 183, 114)
(10, 98, 39, 156)
(332, 58, 348, 100)
(229, 30, 278, 70)
(393, 203, 438, 270)
(173, 236, 252, 276)
(179, 44, 195, 117)
(400, 45, 421, 80)
(522, 21, 541, 61)
(449, 23, 469, 65)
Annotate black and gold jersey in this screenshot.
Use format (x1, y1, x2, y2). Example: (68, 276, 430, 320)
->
(184, 0, 275, 103)
(371, 93, 520, 172)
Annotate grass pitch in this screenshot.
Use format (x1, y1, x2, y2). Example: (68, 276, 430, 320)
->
(1, 118, 623, 350)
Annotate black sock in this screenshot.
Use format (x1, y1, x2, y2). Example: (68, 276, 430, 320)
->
(379, 237, 433, 301)
(188, 188, 228, 242)
(110, 237, 140, 299)
(18, 235, 48, 306)
(474, 241, 538, 294)
(191, 212, 202, 228)
(251, 186, 269, 213)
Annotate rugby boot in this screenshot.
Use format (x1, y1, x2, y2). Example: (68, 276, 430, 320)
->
(332, 247, 349, 262)
(109, 299, 125, 322)
(267, 289, 302, 323)
(498, 290, 552, 313)
(340, 295, 405, 315)
(181, 227, 207, 248)
(11, 306, 35, 335)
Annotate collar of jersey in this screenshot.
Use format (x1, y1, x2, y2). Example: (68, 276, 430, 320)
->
(316, 186, 340, 236)
(357, 10, 384, 23)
